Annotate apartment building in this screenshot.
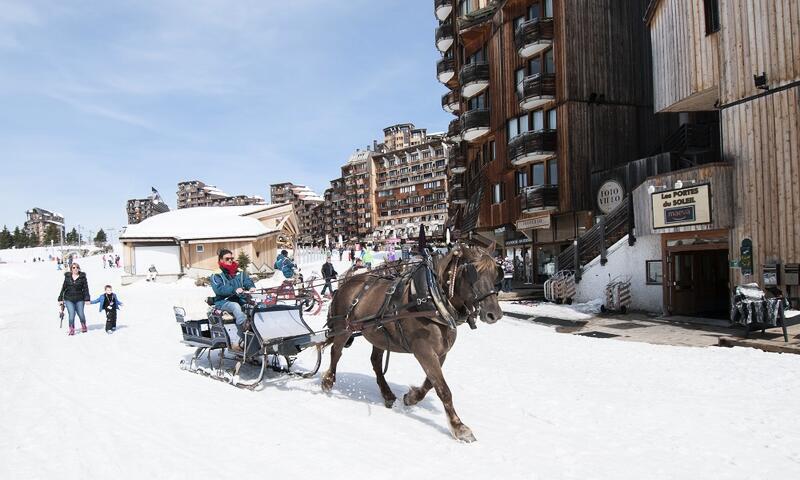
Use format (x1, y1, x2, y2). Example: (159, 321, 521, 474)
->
(435, 0, 673, 282)
(126, 188, 170, 225)
(267, 182, 325, 245)
(372, 125, 449, 242)
(24, 207, 65, 245)
(340, 149, 377, 242)
(176, 180, 265, 209)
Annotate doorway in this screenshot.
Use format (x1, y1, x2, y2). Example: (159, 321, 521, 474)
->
(664, 233, 730, 318)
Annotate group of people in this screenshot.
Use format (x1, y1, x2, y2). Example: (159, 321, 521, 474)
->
(102, 254, 121, 269)
(57, 263, 123, 335)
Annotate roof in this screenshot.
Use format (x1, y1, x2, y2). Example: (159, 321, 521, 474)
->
(120, 205, 277, 241)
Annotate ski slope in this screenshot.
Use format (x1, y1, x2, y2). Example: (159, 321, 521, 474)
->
(1, 249, 799, 479)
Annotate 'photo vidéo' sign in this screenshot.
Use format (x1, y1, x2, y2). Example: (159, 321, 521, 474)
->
(651, 184, 711, 229)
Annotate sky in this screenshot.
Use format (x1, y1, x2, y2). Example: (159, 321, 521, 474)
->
(0, 0, 452, 238)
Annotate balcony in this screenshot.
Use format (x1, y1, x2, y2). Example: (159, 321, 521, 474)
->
(518, 73, 556, 111)
(447, 118, 462, 141)
(451, 173, 464, 187)
(434, 0, 452, 21)
(459, 62, 490, 99)
(515, 18, 554, 58)
(448, 147, 466, 173)
(508, 130, 557, 166)
(437, 56, 456, 83)
(458, 3, 497, 32)
(460, 108, 490, 142)
(435, 22, 454, 52)
(520, 185, 559, 212)
(441, 90, 460, 114)
(450, 187, 467, 204)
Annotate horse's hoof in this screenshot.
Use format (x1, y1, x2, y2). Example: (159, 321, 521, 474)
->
(384, 397, 396, 408)
(454, 425, 477, 443)
(321, 374, 334, 393)
(403, 392, 415, 406)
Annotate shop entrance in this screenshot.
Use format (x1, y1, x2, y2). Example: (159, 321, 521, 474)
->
(664, 232, 730, 318)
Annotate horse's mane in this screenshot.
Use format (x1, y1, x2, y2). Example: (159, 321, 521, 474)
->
(435, 243, 496, 279)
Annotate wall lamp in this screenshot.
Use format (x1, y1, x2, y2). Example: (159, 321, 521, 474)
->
(754, 72, 769, 90)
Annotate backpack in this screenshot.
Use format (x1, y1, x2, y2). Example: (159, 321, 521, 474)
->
(274, 255, 285, 270)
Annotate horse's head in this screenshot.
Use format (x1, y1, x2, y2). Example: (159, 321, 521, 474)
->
(442, 242, 503, 325)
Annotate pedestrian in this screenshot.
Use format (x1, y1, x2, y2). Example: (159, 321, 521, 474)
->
(56, 257, 62, 271)
(91, 285, 123, 333)
(349, 247, 355, 264)
(57, 262, 91, 336)
(338, 246, 344, 262)
(502, 257, 514, 292)
(321, 254, 338, 298)
(146, 264, 158, 282)
(102, 254, 107, 269)
(115, 255, 121, 268)
(362, 246, 374, 270)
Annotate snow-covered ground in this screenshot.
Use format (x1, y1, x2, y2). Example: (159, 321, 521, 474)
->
(1, 248, 800, 479)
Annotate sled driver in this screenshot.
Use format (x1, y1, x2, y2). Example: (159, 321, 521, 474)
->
(210, 249, 256, 350)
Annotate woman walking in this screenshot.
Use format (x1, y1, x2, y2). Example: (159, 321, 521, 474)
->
(58, 262, 91, 335)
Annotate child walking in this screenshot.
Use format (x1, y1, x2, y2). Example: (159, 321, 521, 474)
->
(91, 285, 123, 333)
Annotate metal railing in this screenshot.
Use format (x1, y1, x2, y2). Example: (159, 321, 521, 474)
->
(514, 18, 555, 50)
(459, 61, 490, 86)
(461, 108, 490, 132)
(520, 184, 559, 211)
(437, 56, 456, 79)
(508, 130, 557, 163)
(518, 73, 556, 102)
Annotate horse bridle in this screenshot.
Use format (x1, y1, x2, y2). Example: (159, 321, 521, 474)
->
(447, 255, 499, 314)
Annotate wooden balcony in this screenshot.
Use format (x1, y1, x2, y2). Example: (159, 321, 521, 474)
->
(441, 90, 460, 114)
(450, 187, 467, 204)
(518, 73, 556, 111)
(458, 2, 497, 32)
(447, 118, 462, 141)
(437, 56, 456, 83)
(448, 147, 466, 173)
(515, 18, 554, 58)
(508, 130, 557, 166)
(436, 22, 454, 52)
(520, 185, 559, 212)
(460, 108, 490, 142)
(434, 0, 452, 21)
(459, 61, 490, 98)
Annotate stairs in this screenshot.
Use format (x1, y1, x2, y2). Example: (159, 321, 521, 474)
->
(556, 195, 634, 281)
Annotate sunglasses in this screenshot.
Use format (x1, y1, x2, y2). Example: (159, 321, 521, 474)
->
(222, 257, 234, 261)
(71, 266, 79, 270)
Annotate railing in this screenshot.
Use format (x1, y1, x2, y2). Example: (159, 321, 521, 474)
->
(451, 173, 464, 187)
(436, 22, 454, 46)
(434, 0, 453, 17)
(447, 118, 462, 138)
(518, 73, 556, 102)
(508, 130, 557, 163)
(520, 184, 559, 211)
(556, 195, 634, 282)
(514, 18, 555, 51)
(450, 187, 467, 202)
(459, 61, 490, 86)
(461, 108, 490, 132)
(437, 56, 456, 79)
(441, 90, 460, 109)
(459, 2, 497, 30)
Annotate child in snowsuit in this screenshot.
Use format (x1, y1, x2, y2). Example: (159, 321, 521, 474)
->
(91, 285, 123, 333)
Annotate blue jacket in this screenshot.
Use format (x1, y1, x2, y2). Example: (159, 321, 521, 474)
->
(274, 254, 296, 279)
(90, 293, 123, 312)
(210, 269, 255, 307)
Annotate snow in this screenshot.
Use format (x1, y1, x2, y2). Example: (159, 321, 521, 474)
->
(2, 248, 800, 479)
(120, 206, 277, 240)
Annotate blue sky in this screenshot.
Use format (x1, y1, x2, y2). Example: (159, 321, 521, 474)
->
(0, 0, 451, 237)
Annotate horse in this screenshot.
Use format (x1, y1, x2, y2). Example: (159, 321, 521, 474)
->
(321, 242, 504, 442)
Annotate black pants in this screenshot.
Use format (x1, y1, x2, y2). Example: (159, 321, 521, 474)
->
(105, 309, 117, 331)
(321, 279, 334, 296)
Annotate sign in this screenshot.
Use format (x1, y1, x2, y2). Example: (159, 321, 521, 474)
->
(506, 238, 532, 246)
(740, 238, 753, 275)
(516, 213, 551, 231)
(597, 180, 624, 214)
(651, 184, 711, 229)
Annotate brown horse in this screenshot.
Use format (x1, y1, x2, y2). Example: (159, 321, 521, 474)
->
(321, 242, 503, 442)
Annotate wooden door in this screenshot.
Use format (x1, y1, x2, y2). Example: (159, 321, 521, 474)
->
(670, 252, 696, 315)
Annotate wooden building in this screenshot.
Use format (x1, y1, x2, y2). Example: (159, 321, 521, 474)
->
(642, 0, 800, 314)
(436, 0, 673, 282)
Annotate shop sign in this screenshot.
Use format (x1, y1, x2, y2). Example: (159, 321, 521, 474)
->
(651, 184, 711, 229)
(597, 179, 625, 214)
(506, 238, 532, 246)
(516, 213, 551, 230)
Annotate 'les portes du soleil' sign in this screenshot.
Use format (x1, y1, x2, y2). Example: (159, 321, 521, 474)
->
(651, 184, 711, 229)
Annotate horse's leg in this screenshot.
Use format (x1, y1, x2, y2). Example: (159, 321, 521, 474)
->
(370, 346, 396, 408)
(403, 353, 446, 406)
(321, 333, 351, 392)
(414, 349, 476, 443)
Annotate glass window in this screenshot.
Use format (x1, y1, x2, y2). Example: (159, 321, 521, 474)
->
(528, 4, 540, 20)
(544, 0, 553, 17)
(492, 183, 503, 204)
(532, 110, 544, 131)
(518, 114, 529, 134)
(529, 57, 541, 76)
(532, 163, 545, 186)
(507, 118, 519, 141)
(545, 49, 555, 73)
(516, 171, 528, 194)
(548, 159, 558, 185)
(547, 108, 557, 129)
(490, 140, 496, 161)
(515, 68, 525, 96)
(514, 15, 525, 30)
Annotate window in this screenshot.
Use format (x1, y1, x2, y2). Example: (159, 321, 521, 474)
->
(547, 108, 557, 129)
(703, 0, 720, 34)
(548, 159, 558, 185)
(196, 245, 204, 253)
(544, 49, 555, 73)
(489, 140, 496, 161)
(516, 170, 529, 194)
(507, 118, 519, 141)
(514, 15, 525, 30)
(492, 183, 504, 204)
(518, 113, 529, 134)
(646, 260, 663, 285)
(532, 163, 545, 186)
(544, 0, 553, 17)
(529, 57, 541, 76)
(532, 110, 544, 131)
(468, 92, 487, 110)
(399, 186, 415, 193)
(515, 68, 525, 96)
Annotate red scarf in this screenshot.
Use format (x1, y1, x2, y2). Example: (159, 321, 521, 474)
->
(219, 261, 239, 277)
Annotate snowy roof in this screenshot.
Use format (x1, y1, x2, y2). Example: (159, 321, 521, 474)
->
(120, 206, 277, 241)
